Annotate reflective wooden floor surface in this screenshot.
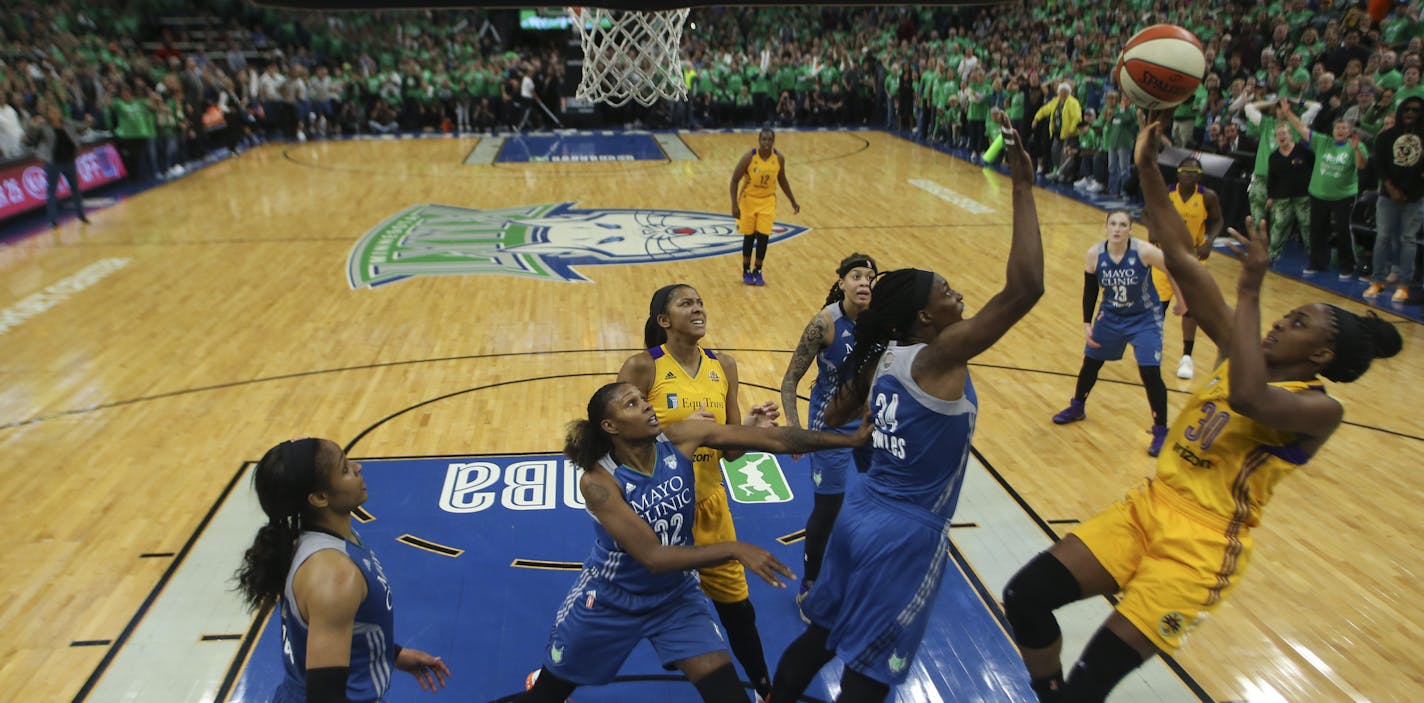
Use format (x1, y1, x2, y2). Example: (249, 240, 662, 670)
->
(1, 130, 1420, 702)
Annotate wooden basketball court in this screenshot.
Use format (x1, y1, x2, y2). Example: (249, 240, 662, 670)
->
(2, 130, 1420, 702)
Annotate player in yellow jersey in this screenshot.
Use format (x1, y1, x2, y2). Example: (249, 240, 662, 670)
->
(619, 283, 781, 701)
(1153, 156, 1222, 380)
(730, 128, 800, 286)
(1001, 115, 1401, 703)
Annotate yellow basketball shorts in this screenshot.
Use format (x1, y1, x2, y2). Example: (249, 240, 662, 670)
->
(737, 195, 776, 236)
(1071, 479, 1254, 652)
(1153, 253, 1209, 304)
(692, 486, 749, 603)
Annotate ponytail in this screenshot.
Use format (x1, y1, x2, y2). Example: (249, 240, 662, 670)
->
(564, 419, 614, 471)
(234, 439, 326, 612)
(564, 382, 625, 469)
(643, 318, 667, 349)
(236, 520, 300, 611)
(1322, 307, 1404, 383)
(643, 283, 692, 349)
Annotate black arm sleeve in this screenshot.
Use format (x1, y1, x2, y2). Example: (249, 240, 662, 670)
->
(1082, 271, 1099, 323)
(306, 667, 350, 703)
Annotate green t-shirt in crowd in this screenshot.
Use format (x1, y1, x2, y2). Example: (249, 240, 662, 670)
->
(751, 71, 772, 96)
(966, 80, 991, 120)
(1078, 126, 1100, 151)
(921, 68, 941, 100)
(1395, 84, 1424, 108)
(1308, 131, 1366, 200)
(774, 65, 798, 93)
(1374, 69, 1404, 91)
(932, 78, 953, 109)
(111, 98, 155, 139)
(1102, 106, 1138, 150)
(1381, 16, 1422, 47)
(1174, 85, 1204, 121)
(726, 71, 745, 98)
(1005, 92, 1024, 120)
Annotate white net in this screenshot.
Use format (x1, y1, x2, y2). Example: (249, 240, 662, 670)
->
(567, 6, 691, 107)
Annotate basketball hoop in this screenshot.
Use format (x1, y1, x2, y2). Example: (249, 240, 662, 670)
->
(567, 6, 691, 107)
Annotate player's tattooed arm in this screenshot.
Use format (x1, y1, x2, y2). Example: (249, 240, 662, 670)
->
(779, 311, 829, 430)
(582, 479, 610, 508)
(668, 416, 870, 456)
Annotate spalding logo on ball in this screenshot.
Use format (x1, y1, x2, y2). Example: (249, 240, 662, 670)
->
(1114, 24, 1207, 111)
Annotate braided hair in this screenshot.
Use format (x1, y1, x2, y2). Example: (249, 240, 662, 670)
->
(1320, 307, 1403, 382)
(234, 438, 329, 611)
(824, 253, 879, 306)
(832, 268, 936, 405)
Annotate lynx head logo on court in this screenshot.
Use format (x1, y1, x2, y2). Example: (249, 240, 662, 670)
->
(347, 203, 810, 288)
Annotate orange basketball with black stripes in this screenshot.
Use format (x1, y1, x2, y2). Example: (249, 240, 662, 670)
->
(1114, 24, 1207, 110)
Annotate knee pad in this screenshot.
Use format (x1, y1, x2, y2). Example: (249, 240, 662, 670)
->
(1002, 552, 1082, 649)
(741, 236, 755, 258)
(753, 233, 769, 258)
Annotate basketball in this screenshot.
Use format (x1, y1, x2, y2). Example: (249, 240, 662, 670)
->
(1114, 24, 1207, 110)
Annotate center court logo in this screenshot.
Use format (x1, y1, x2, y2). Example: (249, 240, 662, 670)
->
(347, 202, 810, 288)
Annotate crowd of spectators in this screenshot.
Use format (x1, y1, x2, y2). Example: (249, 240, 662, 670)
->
(1, 0, 1421, 298)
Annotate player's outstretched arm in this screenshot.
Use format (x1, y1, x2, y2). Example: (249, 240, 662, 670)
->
(1224, 220, 1342, 437)
(923, 112, 1044, 366)
(1135, 112, 1235, 352)
(664, 415, 870, 458)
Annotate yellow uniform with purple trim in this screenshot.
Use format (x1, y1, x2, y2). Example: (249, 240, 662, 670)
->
(1153, 185, 1210, 303)
(737, 149, 781, 236)
(1072, 360, 1323, 652)
(648, 344, 748, 602)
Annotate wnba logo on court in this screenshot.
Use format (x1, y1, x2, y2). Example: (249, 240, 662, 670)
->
(347, 202, 810, 288)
